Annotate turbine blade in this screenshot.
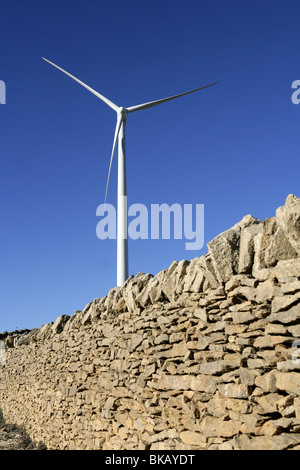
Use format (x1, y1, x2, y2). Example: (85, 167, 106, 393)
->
(126, 82, 217, 114)
(42, 57, 119, 112)
(105, 114, 123, 204)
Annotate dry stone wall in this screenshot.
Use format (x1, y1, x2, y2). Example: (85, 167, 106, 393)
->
(0, 194, 300, 450)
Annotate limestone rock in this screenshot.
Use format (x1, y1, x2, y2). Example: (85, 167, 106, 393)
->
(231, 433, 300, 450)
(276, 194, 300, 255)
(52, 315, 70, 334)
(207, 215, 260, 283)
(239, 222, 263, 274)
(258, 217, 298, 269)
(275, 372, 300, 395)
(271, 258, 300, 283)
(198, 416, 241, 438)
(218, 383, 250, 399)
(268, 304, 300, 324)
(179, 431, 206, 447)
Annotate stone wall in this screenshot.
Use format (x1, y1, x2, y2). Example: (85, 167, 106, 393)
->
(0, 194, 300, 450)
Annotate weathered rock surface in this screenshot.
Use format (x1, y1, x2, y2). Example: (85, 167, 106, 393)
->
(0, 194, 299, 450)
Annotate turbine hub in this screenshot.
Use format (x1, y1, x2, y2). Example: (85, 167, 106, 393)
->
(117, 106, 127, 116)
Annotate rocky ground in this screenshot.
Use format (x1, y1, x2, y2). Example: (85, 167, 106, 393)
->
(0, 411, 46, 450)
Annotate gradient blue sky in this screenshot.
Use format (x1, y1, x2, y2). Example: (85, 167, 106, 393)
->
(0, 0, 299, 332)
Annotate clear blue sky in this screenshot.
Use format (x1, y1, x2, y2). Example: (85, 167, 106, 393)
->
(0, 0, 299, 332)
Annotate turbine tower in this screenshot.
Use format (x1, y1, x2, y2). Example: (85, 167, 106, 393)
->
(42, 57, 217, 287)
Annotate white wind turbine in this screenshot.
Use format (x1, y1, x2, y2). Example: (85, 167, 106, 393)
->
(42, 57, 217, 287)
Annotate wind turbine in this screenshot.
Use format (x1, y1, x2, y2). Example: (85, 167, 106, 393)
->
(42, 57, 217, 287)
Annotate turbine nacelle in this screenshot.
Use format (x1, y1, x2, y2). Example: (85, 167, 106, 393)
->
(117, 107, 127, 125)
